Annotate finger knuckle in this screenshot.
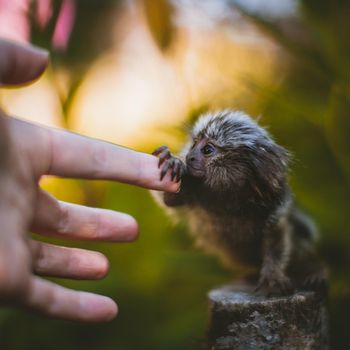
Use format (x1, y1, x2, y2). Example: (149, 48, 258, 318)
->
(57, 203, 71, 235)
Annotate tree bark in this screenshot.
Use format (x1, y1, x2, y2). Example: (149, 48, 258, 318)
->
(207, 284, 329, 350)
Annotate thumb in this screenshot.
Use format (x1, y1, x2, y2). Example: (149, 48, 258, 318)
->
(0, 40, 49, 86)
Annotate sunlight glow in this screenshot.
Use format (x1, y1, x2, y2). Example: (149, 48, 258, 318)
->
(69, 13, 189, 149)
(0, 1, 279, 152)
(0, 74, 64, 127)
(69, 4, 278, 150)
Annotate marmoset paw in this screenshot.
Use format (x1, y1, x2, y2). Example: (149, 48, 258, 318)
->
(152, 145, 185, 182)
(255, 274, 294, 296)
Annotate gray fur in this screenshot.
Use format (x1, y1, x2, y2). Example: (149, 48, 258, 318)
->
(153, 110, 327, 295)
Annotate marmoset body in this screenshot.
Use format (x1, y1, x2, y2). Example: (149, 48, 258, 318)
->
(153, 110, 326, 295)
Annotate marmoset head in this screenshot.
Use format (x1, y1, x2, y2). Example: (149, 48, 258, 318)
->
(185, 110, 289, 203)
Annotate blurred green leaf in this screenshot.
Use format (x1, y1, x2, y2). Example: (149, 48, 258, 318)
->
(143, 0, 174, 50)
(236, 2, 350, 349)
(31, 0, 122, 66)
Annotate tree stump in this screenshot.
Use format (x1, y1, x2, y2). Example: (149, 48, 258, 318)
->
(207, 284, 329, 350)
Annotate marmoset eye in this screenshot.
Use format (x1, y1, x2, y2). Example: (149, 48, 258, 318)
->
(202, 144, 215, 155)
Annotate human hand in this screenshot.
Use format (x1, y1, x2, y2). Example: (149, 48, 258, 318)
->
(0, 40, 179, 322)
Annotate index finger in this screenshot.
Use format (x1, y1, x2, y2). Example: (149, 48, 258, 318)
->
(43, 123, 180, 192)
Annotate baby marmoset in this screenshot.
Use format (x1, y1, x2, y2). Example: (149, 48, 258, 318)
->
(153, 110, 327, 295)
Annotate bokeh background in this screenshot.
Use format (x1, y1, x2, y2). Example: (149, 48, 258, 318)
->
(0, 0, 349, 349)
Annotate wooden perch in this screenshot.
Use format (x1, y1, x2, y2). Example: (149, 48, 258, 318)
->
(207, 284, 329, 350)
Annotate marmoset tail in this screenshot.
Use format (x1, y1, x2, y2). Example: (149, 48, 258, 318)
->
(152, 110, 327, 295)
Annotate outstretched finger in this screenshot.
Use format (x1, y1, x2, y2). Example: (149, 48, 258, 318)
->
(30, 241, 109, 280)
(31, 190, 139, 242)
(9, 118, 179, 192)
(24, 277, 117, 322)
(9, 117, 180, 192)
(45, 125, 180, 191)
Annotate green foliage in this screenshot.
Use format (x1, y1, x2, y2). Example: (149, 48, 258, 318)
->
(1, 1, 350, 349)
(143, 0, 175, 51)
(234, 1, 350, 348)
(31, 0, 123, 66)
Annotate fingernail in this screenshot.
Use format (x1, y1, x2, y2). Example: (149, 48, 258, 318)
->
(27, 44, 49, 58)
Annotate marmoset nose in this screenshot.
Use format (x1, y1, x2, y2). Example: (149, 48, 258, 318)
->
(186, 150, 199, 164)
(186, 154, 196, 163)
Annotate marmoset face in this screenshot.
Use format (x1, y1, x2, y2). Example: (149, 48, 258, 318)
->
(185, 137, 219, 178)
(187, 111, 289, 196)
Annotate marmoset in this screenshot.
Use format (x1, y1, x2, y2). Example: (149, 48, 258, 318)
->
(152, 110, 327, 295)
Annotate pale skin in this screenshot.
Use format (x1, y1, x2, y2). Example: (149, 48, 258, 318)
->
(0, 40, 179, 323)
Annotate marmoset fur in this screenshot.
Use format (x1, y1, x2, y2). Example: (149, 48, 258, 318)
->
(152, 110, 327, 295)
